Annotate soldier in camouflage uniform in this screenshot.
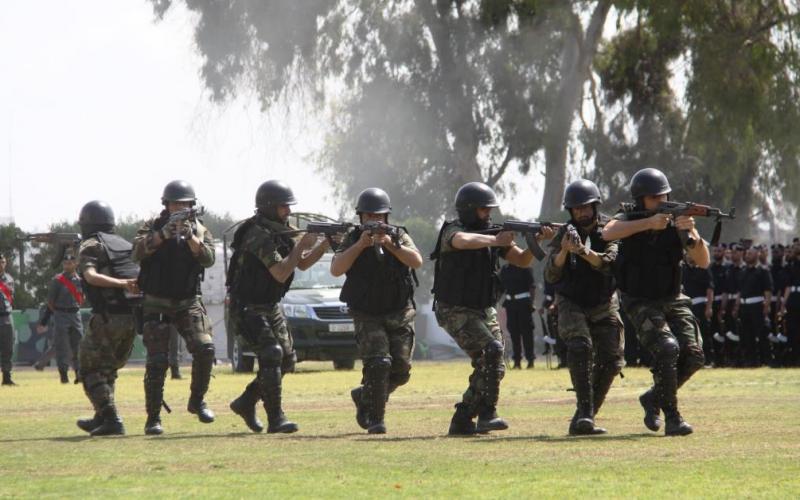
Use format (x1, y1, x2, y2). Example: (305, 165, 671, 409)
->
(431, 182, 555, 435)
(75, 201, 141, 436)
(545, 179, 623, 435)
(36, 252, 85, 384)
(0, 254, 16, 386)
(330, 188, 422, 434)
(228, 180, 328, 433)
(603, 168, 707, 436)
(133, 180, 216, 436)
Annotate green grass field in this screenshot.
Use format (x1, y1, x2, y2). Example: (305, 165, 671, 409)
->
(1, 361, 798, 498)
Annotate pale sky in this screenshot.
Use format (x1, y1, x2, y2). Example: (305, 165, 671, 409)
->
(0, 0, 545, 231)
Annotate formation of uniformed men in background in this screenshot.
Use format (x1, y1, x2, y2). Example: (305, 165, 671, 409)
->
(1, 168, 799, 439)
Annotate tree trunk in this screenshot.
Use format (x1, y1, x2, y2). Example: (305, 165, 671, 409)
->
(540, 0, 611, 219)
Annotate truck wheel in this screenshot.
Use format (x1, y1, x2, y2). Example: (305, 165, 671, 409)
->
(332, 358, 355, 370)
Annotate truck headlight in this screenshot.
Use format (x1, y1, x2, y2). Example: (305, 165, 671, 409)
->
(283, 304, 310, 318)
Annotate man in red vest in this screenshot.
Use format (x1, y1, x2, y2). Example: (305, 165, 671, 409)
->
(0, 253, 16, 386)
(36, 251, 85, 383)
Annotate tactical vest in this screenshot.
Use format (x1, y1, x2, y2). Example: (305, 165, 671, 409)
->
(137, 215, 204, 300)
(431, 221, 500, 309)
(227, 217, 295, 305)
(83, 232, 141, 314)
(554, 222, 616, 308)
(616, 214, 683, 300)
(339, 228, 414, 314)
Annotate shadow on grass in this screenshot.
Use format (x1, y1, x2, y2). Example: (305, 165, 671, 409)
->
(467, 432, 659, 443)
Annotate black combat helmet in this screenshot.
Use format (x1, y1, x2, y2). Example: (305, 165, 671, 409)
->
(79, 200, 115, 236)
(455, 182, 499, 210)
(629, 168, 671, 199)
(255, 180, 297, 209)
(455, 182, 498, 228)
(355, 188, 392, 214)
(563, 179, 601, 209)
(162, 180, 197, 204)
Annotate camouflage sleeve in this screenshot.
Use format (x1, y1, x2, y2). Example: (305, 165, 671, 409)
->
(592, 238, 618, 275)
(543, 227, 568, 284)
(440, 223, 464, 253)
(78, 238, 107, 275)
(244, 225, 283, 269)
(132, 219, 157, 263)
(399, 231, 418, 252)
(194, 222, 215, 268)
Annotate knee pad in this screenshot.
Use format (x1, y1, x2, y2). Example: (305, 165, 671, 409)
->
(147, 352, 169, 370)
(389, 369, 410, 388)
(654, 336, 680, 363)
(259, 344, 283, 368)
(482, 340, 504, 364)
(281, 350, 297, 374)
(193, 343, 215, 362)
(365, 357, 392, 376)
(567, 337, 592, 356)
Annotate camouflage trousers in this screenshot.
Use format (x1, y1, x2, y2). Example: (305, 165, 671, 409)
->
(235, 303, 296, 372)
(141, 296, 214, 357)
(556, 293, 625, 369)
(0, 323, 15, 372)
(622, 293, 705, 409)
(78, 313, 137, 414)
(352, 306, 416, 393)
(435, 303, 506, 414)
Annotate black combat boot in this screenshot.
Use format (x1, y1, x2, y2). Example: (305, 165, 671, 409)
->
(259, 365, 298, 434)
(639, 388, 662, 432)
(350, 386, 369, 430)
(363, 358, 391, 435)
(59, 368, 70, 384)
(90, 405, 125, 436)
(76, 413, 103, 433)
(1, 370, 15, 386)
(567, 339, 603, 435)
(475, 340, 508, 433)
(187, 347, 215, 423)
(512, 360, 522, 370)
(591, 361, 620, 417)
(73, 369, 81, 385)
(476, 405, 509, 433)
(144, 415, 164, 436)
(144, 364, 167, 435)
(664, 409, 694, 436)
(526, 360, 534, 369)
(230, 379, 264, 433)
(170, 365, 183, 380)
(448, 403, 477, 436)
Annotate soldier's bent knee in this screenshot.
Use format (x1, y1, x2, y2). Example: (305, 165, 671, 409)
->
(259, 344, 283, 368)
(566, 336, 592, 356)
(147, 352, 169, 369)
(682, 346, 705, 370)
(654, 336, 680, 361)
(483, 339, 504, 359)
(390, 371, 410, 387)
(194, 343, 215, 361)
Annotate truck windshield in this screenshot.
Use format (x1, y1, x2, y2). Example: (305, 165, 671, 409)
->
(290, 258, 345, 289)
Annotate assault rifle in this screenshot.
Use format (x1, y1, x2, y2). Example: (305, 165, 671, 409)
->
(477, 220, 563, 260)
(167, 206, 205, 242)
(304, 221, 402, 260)
(621, 201, 735, 247)
(16, 232, 82, 268)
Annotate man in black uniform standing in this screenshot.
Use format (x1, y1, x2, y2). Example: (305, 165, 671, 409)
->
(709, 244, 730, 367)
(499, 263, 536, 369)
(779, 240, 800, 366)
(723, 243, 745, 364)
(733, 247, 773, 367)
(682, 255, 714, 366)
